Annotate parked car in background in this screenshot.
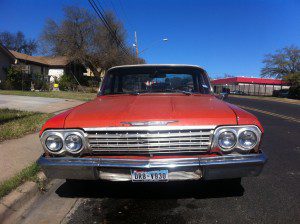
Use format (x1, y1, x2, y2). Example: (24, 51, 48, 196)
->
(219, 91, 229, 100)
(231, 90, 246, 95)
(38, 64, 267, 184)
(273, 89, 289, 98)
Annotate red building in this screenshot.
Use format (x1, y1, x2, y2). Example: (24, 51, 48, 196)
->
(211, 77, 289, 96)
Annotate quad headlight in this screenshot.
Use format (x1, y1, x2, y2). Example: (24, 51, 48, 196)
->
(65, 134, 83, 152)
(238, 130, 257, 149)
(218, 131, 236, 150)
(213, 126, 261, 153)
(45, 135, 63, 152)
(40, 130, 86, 155)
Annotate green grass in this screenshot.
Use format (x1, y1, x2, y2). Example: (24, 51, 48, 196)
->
(0, 90, 96, 101)
(0, 108, 53, 142)
(0, 163, 40, 199)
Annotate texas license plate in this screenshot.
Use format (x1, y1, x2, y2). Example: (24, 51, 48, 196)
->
(131, 169, 169, 182)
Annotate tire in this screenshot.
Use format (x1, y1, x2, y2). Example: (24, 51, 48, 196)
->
(223, 178, 242, 185)
(65, 179, 82, 184)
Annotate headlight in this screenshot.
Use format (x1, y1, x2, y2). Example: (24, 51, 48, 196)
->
(238, 130, 257, 149)
(213, 125, 262, 154)
(41, 129, 86, 155)
(218, 131, 236, 150)
(45, 135, 63, 152)
(65, 134, 83, 152)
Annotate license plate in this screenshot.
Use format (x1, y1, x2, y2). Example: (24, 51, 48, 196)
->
(131, 169, 169, 182)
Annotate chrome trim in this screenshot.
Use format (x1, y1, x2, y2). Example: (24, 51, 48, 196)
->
(40, 129, 88, 155)
(37, 151, 267, 181)
(212, 125, 262, 153)
(88, 136, 211, 142)
(84, 126, 216, 131)
(90, 142, 210, 148)
(121, 120, 178, 126)
(85, 127, 214, 154)
(87, 132, 212, 139)
(107, 64, 206, 72)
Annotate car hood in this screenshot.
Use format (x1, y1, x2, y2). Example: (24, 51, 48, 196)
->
(63, 94, 237, 128)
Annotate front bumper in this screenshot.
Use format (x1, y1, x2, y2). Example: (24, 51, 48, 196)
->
(37, 152, 267, 181)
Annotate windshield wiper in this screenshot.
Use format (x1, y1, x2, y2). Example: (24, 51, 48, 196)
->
(128, 92, 141, 95)
(165, 89, 192, 95)
(128, 90, 194, 95)
(128, 91, 149, 95)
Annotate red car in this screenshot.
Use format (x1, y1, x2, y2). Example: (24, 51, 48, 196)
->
(38, 64, 267, 183)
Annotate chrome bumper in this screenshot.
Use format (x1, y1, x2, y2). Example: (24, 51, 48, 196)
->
(37, 152, 267, 181)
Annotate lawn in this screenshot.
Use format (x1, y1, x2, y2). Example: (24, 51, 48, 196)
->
(0, 90, 96, 101)
(0, 163, 40, 199)
(0, 108, 53, 142)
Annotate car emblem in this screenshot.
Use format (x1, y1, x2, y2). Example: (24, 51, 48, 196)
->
(121, 120, 178, 126)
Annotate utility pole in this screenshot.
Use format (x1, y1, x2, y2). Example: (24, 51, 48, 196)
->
(134, 31, 139, 58)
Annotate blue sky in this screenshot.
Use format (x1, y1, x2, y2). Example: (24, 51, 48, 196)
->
(0, 0, 299, 78)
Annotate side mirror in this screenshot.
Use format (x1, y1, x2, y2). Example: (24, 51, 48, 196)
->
(216, 92, 228, 100)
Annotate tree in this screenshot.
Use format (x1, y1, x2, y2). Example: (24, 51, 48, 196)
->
(0, 31, 37, 55)
(283, 72, 300, 87)
(261, 46, 300, 79)
(40, 6, 144, 77)
(224, 73, 234, 78)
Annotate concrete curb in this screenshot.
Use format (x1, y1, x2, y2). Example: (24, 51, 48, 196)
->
(0, 172, 48, 223)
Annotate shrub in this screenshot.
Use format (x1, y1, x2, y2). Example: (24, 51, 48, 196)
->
(288, 86, 300, 99)
(58, 74, 77, 91)
(3, 67, 31, 90)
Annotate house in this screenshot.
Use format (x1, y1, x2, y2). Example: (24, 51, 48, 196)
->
(0, 44, 15, 83)
(0, 44, 87, 84)
(211, 76, 290, 96)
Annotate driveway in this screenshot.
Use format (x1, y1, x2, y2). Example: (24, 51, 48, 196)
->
(0, 95, 84, 113)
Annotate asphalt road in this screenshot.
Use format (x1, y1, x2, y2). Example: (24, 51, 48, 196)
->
(20, 96, 300, 224)
(227, 96, 300, 119)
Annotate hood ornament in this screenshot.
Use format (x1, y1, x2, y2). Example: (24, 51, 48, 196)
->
(121, 120, 178, 126)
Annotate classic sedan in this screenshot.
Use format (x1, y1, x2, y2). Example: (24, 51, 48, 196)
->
(38, 64, 267, 183)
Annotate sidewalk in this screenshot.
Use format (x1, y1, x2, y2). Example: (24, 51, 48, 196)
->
(0, 95, 85, 184)
(229, 94, 300, 105)
(0, 94, 84, 113)
(0, 133, 41, 183)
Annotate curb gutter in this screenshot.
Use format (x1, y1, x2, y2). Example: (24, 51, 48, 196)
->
(0, 172, 48, 223)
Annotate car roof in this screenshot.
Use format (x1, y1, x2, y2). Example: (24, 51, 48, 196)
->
(107, 64, 206, 72)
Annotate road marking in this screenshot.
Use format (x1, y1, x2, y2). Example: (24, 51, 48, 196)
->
(230, 95, 300, 106)
(235, 104, 300, 123)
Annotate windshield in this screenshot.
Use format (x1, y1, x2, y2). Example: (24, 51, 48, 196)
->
(101, 66, 211, 95)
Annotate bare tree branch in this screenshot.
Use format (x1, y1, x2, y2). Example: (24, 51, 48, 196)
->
(0, 31, 37, 55)
(40, 6, 144, 77)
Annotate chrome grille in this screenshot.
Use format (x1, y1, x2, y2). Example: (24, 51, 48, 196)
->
(85, 127, 214, 155)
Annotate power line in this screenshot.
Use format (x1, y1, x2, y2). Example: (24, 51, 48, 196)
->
(91, 0, 125, 49)
(88, 0, 129, 55)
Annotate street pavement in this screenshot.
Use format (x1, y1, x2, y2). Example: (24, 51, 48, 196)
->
(0, 95, 83, 113)
(227, 95, 300, 120)
(18, 96, 300, 224)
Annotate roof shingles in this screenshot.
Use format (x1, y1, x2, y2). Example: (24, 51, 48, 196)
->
(9, 50, 69, 66)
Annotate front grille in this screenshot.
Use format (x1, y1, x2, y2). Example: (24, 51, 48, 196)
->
(85, 127, 214, 155)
